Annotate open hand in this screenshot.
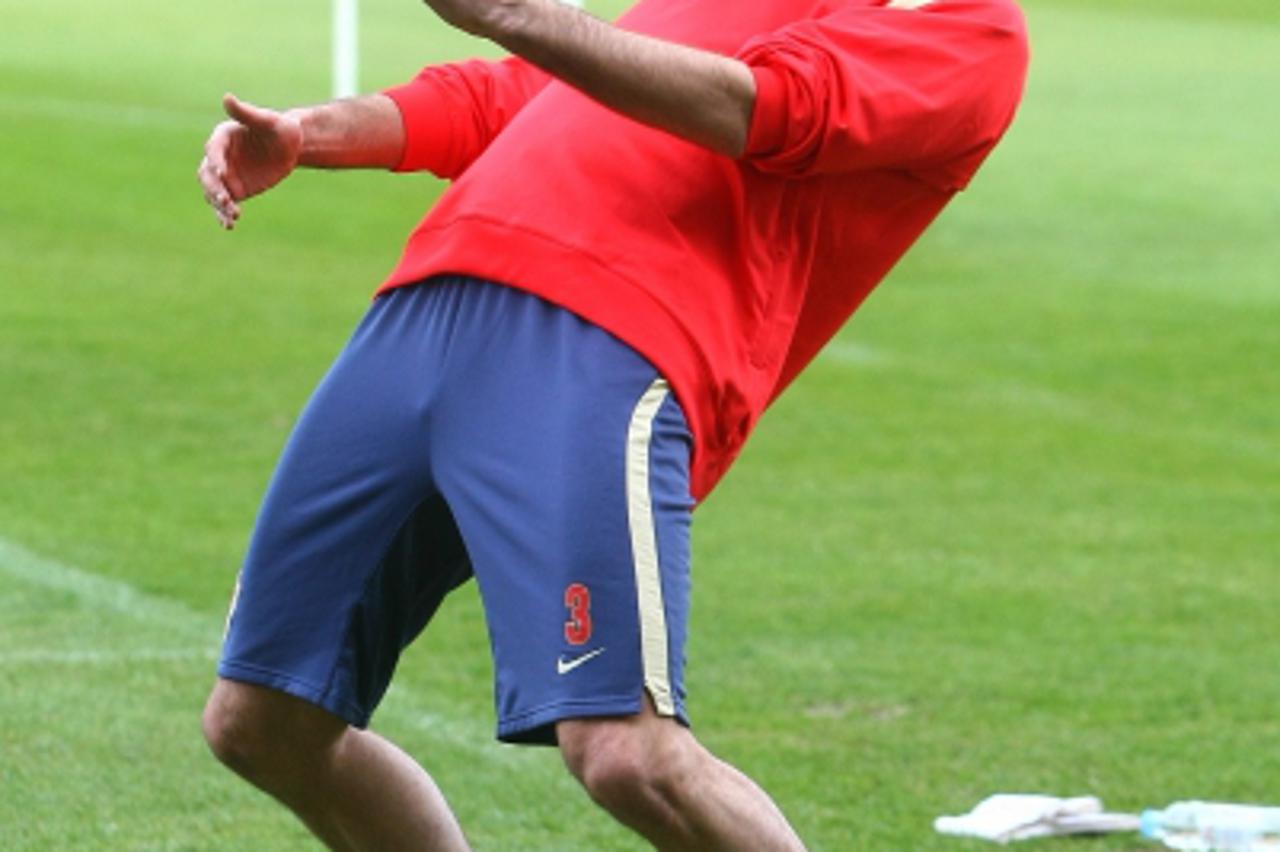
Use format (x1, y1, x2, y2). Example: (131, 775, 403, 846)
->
(197, 94, 303, 229)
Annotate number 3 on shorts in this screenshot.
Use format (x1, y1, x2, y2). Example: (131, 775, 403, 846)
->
(564, 582, 593, 646)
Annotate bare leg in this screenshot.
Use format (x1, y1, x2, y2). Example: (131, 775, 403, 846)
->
(202, 679, 469, 852)
(558, 698, 805, 851)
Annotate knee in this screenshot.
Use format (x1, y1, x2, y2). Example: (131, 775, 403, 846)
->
(201, 679, 340, 782)
(558, 715, 700, 813)
(200, 680, 273, 777)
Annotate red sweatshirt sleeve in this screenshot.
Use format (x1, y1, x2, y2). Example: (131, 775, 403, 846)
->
(739, 0, 1029, 189)
(383, 56, 551, 179)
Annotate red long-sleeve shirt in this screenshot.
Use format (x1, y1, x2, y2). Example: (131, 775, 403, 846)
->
(381, 0, 1029, 501)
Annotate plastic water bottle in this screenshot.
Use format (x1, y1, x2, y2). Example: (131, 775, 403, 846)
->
(1140, 801, 1280, 850)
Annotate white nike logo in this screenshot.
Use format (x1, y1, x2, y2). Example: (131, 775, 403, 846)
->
(557, 647, 606, 675)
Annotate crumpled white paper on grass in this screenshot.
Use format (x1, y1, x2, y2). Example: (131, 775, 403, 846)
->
(935, 794, 1142, 844)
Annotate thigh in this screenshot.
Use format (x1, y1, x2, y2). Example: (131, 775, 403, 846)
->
(427, 281, 696, 745)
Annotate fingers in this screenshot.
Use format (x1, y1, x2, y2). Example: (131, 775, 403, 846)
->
(198, 156, 241, 229)
(200, 94, 286, 229)
(198, 122, 242, 229)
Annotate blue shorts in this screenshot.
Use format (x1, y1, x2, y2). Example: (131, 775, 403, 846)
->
(218, 277, 693, 745)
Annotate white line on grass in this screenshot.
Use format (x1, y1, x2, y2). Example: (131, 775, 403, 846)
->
(0, 93, 210, 132)
(379, 681, 584, 792)
(816, 341, 1275, 463)
(0, 537, 215, 640)
(0, 647, 218, 666)
(819, 340, 894, 368)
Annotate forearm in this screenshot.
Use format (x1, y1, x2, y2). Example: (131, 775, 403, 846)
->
(482, 0, 755, 157)
(287, 94, 406, 169)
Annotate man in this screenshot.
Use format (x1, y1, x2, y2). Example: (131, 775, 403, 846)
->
(197, 0, 1028, 848)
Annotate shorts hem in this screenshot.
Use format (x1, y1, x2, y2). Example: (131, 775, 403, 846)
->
(217, 659, 371, 729)
(496, 692, 690, 747)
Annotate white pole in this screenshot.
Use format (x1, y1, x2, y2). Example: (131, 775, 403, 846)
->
(332, 0, 581, 99)
(333, 0, 358, 99)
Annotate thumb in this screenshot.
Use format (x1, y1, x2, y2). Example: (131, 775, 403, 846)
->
(223, 93, 279, 130)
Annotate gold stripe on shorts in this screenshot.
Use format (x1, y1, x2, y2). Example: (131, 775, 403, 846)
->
(625, 378, 675, 716)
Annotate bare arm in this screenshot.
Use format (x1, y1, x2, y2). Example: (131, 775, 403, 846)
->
(289, 95, 406, 169)
(423, 0, 756, 157)
(200, 0, 756, 228)
(198, 93, 404, 229)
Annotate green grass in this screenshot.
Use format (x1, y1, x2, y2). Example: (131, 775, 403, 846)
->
(2, 0, 1278, 848)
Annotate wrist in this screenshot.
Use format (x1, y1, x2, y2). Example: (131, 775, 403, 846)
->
(283, 106, 322, 167)
(484, 0, 562, 49)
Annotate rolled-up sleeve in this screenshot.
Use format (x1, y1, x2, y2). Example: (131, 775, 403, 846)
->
(383, 56, 551, 179)
(738, 0, 1029, 188)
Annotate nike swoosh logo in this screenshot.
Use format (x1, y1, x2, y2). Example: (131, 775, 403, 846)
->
(557, 647, 606, 675)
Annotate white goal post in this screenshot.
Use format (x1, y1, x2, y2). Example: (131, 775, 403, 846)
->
(333, 0, 586, 100)
(333, 0, 359, 99)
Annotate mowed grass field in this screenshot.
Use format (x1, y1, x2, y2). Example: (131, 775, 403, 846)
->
(1, 0, 1277, 848)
